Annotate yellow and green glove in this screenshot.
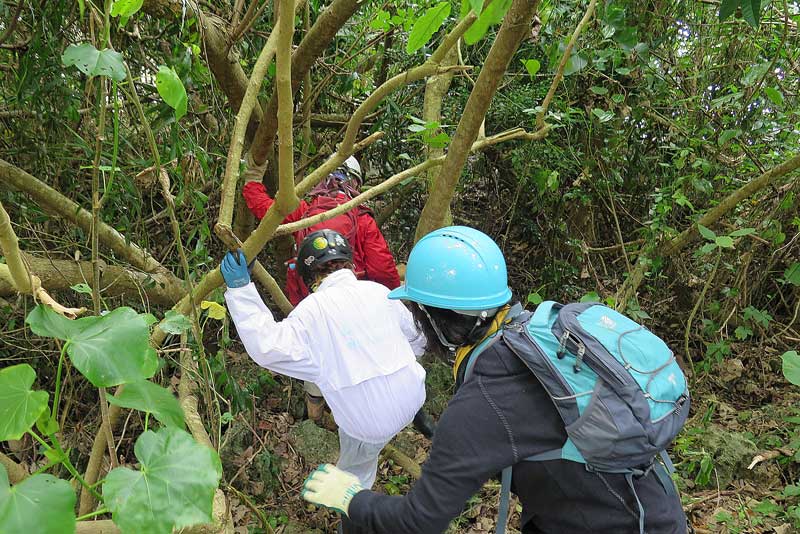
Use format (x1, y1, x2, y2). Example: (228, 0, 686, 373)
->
(301, 464, 364, 516)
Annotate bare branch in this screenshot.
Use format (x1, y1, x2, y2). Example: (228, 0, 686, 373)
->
(536, 0, 598, 129)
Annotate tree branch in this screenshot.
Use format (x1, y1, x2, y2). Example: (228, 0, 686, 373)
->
(217, 0, 305, 230)
(0, 158, 173, 277)
(416, 0, 542, 240)
(0, 199, 86, 318)
(275, 0, 300, 209)
(536, 0, 597, 129)
(616, 152, 800, 310)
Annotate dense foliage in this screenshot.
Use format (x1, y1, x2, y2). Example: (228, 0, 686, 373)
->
(1, 0, 799, 531)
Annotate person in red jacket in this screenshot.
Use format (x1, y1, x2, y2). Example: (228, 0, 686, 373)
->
(242, 156, 400, 305)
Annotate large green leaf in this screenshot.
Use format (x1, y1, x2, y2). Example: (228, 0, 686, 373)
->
(155, 66, 188, 120)
(26, 305, 158, 388)
(782, 351, 800, 387)
(740, 0, 761, 28)
(160, 310, 191, 335)
(406, 3, 451, 53)
(106, 380, 185, 429)
(0, 364, 49, 441)
(784, 263, 800, 286)
(104, 427, 222, 534)
(0, 466, 76, 534)
(464, 0, 513, 44)
(111, 0, 144, 18)
(719, 0, 739, 22)
(61, 43, 126, 81)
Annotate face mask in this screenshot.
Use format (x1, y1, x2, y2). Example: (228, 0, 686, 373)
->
(418, 304, 485, 350)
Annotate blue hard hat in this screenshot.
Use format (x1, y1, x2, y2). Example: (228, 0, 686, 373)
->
(388, 226, 512, 311)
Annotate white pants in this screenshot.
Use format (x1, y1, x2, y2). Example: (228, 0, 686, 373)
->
(337, 429, 390, 489)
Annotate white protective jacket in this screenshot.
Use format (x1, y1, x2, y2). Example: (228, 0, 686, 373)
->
(225, 269, 427, 443)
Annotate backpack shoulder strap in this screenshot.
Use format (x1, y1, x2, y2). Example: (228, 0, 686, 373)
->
(460, 303, 527, 384)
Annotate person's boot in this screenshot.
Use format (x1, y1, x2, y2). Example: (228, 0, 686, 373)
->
(412, 408, 436, 439)
(306, 393, 326, 423)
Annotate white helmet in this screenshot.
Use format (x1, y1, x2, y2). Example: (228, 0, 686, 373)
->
(340, 156, 361, 181)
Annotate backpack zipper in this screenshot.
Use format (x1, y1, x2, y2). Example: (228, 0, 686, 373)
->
(556, 330, 587, 374)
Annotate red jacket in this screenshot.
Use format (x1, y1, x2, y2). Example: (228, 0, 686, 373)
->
(242, 181, 401, 305)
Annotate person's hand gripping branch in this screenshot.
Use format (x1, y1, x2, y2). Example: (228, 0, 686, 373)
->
(301, 464, 364, 516)
(220, 249, 254, 288)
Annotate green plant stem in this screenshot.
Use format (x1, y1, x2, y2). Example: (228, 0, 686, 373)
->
(76, 508, 110, 521)
(51, 433, 104, 502)
(27, 429, 52, 451)
(124, 65, 219, 446)
(99, 80, 120, 209)
(144, 411, 150, 432)
(683, 251, 721, 378)
(51, 341, 69, 424)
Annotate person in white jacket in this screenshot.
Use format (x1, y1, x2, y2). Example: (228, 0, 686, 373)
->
(220, 229, 427, 488)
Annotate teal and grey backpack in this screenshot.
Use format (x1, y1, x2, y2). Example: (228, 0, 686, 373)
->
(460, 301, 690, 534)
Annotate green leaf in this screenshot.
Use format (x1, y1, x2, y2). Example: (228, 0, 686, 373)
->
(741, 0, 761, 28)
(26, 305, 158, 388)
(563, 53, 588, 75)
(36, 411, 59, 436)
(719, 0, 739, 21)
(729, 227, 755, 237)
(62, 43, 126, 82)
(784, 263, 800, 286)
(764, 87, 784, 107)
(521, 59, 541, 78)
(579, 291, 601, 303)
(743, 305, 772, 328)
(0, 467, 76, 534)
(106, 380, 185, 429)
(104, 427, 222, 534)
(783, 351, 800, 386)
(70, 283, 93, 294)
(468, 0, 483, 16)
(589, 86, 608, 95)
(0, 364, 49, 441)
(784, 485, 800, 497)
(591, 108, 615, 123)
(699, 243, 716, 255)
(751, 499, 781, 515)
(715, 235, 734, 248)
(734, 325, 753, 340)
(718, 129, 741, 146)
(406, 3, 451, 54)
(697, 224, 717, 241)
(111, 0, 143, 18)
(527, 292, 543, 305)
(464, 0, 513, 44)
(161, 310, 191, 335)
(155, 66, 188, 120)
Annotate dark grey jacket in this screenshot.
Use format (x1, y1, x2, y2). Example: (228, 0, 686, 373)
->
(345, 336, 688, 533)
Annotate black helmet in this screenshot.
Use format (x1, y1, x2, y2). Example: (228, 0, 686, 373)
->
(296, 229, 353, 285)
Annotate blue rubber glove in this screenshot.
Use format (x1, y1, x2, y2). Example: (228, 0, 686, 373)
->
(221, 249, 252, 288)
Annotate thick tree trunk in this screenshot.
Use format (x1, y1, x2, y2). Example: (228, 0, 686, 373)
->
(415, 0, 540, 241)
(0, 255, 184, 305)
(248, 0, 362, 171)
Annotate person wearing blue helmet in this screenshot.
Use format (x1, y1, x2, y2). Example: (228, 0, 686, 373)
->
(301, 226, 688, 534)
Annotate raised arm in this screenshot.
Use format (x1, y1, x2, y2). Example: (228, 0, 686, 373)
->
(224, 282, 320, 381)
